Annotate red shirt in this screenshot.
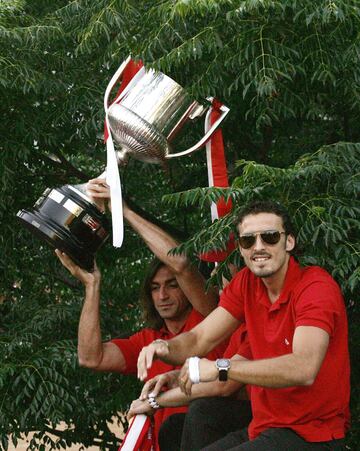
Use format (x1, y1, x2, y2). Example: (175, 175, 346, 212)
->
(112, 309, 228, 447)
(224, 324, 251, 360)
(224, 324, 252, 400)
(219, 256, 350, 442)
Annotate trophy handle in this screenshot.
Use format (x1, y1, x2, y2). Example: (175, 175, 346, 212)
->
(165, 98, 230, 159)
(104, 56, 146, 114)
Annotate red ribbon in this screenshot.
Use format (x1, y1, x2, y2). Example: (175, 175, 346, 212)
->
(200, 99, 235, 262)
(119, 415, 155, 451)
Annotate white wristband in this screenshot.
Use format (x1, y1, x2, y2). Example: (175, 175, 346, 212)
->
(188, 356, 201, 384)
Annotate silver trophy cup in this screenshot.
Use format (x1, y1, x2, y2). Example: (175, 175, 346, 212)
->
(105, 57, 229, 165)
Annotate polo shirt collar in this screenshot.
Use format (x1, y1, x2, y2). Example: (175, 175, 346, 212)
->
(159, 326, 171, 339)
(257, 256, 303, 311)
(159, 315, 190, 339)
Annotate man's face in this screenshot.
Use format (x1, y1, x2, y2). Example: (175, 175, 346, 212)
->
(151, 266, 190, 321)
(237, 212, 295, 279)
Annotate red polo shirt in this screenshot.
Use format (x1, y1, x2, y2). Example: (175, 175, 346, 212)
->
(219, 257, 350, 442)
(112, 308, 228, 448)
(224, 324, 252, 400)
(224, 323, 251, 360)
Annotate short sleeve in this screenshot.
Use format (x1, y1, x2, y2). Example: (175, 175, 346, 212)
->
(294, 279, 343, 337)
(219, 271, 246, 321)
(111, 329, 154, 375)
(224, 324, 252, 360)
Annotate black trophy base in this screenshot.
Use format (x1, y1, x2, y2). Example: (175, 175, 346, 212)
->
(17, 185, 110, 272)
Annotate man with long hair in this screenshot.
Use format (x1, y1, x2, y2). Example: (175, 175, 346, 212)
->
(56, 178, 228, 449)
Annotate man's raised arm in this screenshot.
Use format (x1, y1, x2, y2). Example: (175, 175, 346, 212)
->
(87, 178, 218, 316)
(55, 250, 126, 373)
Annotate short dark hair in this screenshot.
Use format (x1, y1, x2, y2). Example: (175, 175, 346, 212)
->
(139, 258, 166, 330)
(235, 200, 297, 254)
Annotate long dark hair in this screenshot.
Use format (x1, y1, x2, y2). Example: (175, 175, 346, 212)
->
(139, 258, 166, 330)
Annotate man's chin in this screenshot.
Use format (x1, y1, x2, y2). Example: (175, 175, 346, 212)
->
(258, 271, 275, 278)
(159, 311, 175, 319)
(252, 266, 275, 278)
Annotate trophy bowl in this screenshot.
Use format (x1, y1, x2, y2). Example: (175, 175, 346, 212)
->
(17, 185, 110, 271)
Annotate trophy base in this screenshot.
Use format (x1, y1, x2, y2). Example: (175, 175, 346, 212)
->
(17, 185, 110, 272)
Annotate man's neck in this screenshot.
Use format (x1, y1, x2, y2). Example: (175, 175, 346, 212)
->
(262, 256, 290, 304)
(164, 306, 192, 335)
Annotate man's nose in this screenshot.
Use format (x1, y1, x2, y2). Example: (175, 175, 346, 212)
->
(253, 234, 265, 250)
(159, 286, 168, 299)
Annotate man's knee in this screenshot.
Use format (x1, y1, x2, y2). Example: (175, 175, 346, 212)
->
(186, 397, 225, 428)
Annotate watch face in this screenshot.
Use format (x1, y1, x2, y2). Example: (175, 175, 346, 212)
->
(216, 358, 230, 369)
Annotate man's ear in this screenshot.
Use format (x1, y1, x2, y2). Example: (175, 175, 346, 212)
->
(286, 234, 295, 252)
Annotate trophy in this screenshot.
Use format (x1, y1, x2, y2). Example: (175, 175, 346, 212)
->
(17, 57, 229, 270)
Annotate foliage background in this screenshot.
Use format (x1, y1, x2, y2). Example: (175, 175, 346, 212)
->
(0, 0, 359, 449)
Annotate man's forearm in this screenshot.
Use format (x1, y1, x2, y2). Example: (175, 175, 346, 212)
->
(226, 326, 329, 388)
(157, 379, 242, 408)
(124, 204, 218, 315)
(227, 353, 317, 388)
(160, 328, 223, 366)
(123, 205, 187, 272)
(77, 281, 103, 368)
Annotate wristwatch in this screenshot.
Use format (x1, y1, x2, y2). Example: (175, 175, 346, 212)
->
(216, 358, 231, 381)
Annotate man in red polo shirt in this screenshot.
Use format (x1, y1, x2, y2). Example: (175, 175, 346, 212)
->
(56, 179, 227, 450)
(137, 200, 350, 450)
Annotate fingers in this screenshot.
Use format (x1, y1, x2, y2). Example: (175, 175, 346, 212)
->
(127, 408, 134, 421)
(137, 345, 154, 381)
(86, 179, 110, 198)
(127, 401, 139, 421)
(178, 359, 193, 396)
(127, 398, 152, 420)
(137, 341, 169, 381)
(55, 249, 77, 274)
(139, 378, 157, 400)
(152, 376, 167, 397)
(55, 249, 99, 286)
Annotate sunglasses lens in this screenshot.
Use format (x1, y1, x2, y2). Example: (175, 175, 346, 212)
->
(260, 231, 281, 245)
(239, 231, 283, 248)
(238, 235, 256, 249)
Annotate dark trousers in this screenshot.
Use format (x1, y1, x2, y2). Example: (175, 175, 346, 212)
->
(201, 427, 346, 451)
(158, 397, 252, 451)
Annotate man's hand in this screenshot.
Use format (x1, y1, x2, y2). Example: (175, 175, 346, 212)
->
(137, 340, 170, 381)
(86, 178, 111, 212)
(55, 250, 101, 287)
(178, 358, 218, 396)
(139, 370, 180, 400)
(127, 398, 154, 421)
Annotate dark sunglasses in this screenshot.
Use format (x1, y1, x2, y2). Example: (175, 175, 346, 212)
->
(238, 230, 286, 249)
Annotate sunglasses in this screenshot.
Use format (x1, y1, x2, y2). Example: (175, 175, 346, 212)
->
(238, 230, 286, 249)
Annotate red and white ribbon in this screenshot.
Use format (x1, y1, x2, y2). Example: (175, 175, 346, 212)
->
(119, 414, 155, 451)
(201, 99, 235, 263)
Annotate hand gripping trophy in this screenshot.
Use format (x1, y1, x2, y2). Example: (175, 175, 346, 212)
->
(17, 57, 230, 270)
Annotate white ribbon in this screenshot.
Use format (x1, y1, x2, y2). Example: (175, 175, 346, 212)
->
(103, 58, 131, 248)
(120, 414, 149, 451)
(205, 106, 219, 222)
(105, 128, 124, 247)
(188, 356, 201, 384)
